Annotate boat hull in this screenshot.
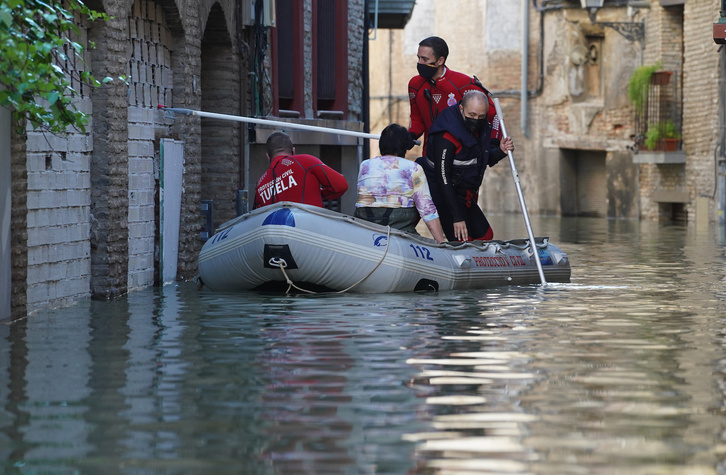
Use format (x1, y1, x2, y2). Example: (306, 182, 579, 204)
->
(198, 202, 571, 293)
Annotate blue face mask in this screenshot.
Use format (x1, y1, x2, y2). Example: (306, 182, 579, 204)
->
(417, 62, 438, 80)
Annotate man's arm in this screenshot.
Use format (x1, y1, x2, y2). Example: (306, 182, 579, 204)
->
(308, 162, 349, 200)
(408, 79, 427, 140)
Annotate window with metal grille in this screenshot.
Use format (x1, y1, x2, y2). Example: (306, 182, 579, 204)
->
(635, 71, 682, 152)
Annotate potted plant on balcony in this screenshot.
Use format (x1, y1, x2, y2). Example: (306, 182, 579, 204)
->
(627, 61, 662, 116)
(644, 120, 681, 152)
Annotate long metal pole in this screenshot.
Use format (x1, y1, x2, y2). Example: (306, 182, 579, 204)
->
(160, 106, 383, 141)
(492, 98, 547, 285)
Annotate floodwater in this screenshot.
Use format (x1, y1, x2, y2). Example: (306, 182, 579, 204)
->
(2, 215, 726, 474)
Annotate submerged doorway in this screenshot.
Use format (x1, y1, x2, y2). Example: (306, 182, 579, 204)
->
(561, 149, 607, 217)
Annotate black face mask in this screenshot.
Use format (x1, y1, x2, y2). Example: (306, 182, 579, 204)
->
(464, 117, 485, 134)
(417, 62, 438, 80)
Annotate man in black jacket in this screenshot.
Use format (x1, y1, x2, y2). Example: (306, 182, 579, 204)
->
(417, 91, 514, 242)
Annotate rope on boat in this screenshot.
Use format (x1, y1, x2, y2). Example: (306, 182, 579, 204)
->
(272, 226, 392, 295)
(270, 258, 317, 294)
(494, 244, 514, 282)
(498, 237, 549, 251)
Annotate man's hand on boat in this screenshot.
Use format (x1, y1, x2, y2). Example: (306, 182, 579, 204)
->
(453, 221, 468, 241)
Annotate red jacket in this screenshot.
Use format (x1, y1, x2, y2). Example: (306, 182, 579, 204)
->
(408, 67, 502, 153)
(253, 154, 348, 209)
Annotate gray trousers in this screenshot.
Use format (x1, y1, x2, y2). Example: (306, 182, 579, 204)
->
(354, 206, 421, 235)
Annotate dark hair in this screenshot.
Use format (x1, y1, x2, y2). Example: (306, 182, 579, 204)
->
(266, 131, 294, 157)
(379, 124, 411, 158)
(418, 36, 449, 62)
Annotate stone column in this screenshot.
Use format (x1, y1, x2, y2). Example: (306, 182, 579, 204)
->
(89, 5, 130, 299)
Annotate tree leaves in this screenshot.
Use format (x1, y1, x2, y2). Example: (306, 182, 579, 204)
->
(0, 0, 120, 135)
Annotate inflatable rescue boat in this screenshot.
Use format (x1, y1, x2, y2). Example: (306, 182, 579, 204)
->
(198, 202, 571, 293)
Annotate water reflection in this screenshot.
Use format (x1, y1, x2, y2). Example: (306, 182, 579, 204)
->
(1, 217, 726, 473)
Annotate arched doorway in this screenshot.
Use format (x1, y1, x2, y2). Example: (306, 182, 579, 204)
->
(201, 3, 242, 232)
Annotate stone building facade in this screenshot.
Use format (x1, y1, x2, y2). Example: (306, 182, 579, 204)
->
(368, 0, 724, 226)
(2, 0, 367, 317)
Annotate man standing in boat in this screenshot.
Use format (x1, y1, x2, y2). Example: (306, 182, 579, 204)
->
(355, 124, 447, 244)
(408, 36, 502, 154)
(253, 132, 348, 209)
(418, 91, 514, 242)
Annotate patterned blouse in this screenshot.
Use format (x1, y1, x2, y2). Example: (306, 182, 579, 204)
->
(355, 155, 439, 222)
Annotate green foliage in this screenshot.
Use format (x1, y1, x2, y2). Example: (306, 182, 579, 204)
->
(663, 120, 680, 139)
(644, 120, 680, 150)
(627, 61, 662, 116)
(643, 126, 660, 151)
(0, 0, 121, 135)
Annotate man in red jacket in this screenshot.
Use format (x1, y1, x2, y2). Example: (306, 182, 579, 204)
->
(408, 36, 502, 154)
(253, 132, 348, 209)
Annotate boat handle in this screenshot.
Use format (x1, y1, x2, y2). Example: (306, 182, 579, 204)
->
(269, 257, 288, 268)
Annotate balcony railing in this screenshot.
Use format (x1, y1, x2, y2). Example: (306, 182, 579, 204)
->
(631, 70, 683, 161)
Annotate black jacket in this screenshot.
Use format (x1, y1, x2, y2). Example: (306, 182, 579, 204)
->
(422, 104, 506, 221)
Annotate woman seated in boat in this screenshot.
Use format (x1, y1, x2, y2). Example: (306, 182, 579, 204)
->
(253, 132, 348, 209)
(354, 124, 447, 243)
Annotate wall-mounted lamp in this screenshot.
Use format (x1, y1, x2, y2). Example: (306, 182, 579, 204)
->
(580, 0, 605, 22)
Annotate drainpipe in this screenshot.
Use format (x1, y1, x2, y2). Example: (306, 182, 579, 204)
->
(521, 0, 529, 137)
(719, 45, 726, 225)
(236, 0, 249, 215)
(717, 0, 726, 225)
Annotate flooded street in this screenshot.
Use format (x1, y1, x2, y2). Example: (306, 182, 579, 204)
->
(2, 216, 726, 474)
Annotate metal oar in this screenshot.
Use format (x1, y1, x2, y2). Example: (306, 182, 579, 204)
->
(491, 98, 547, 285)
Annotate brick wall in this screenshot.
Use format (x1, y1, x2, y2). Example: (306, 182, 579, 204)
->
(127, 0, 176, 289)
(636, 1, 721, 222)
(348, 0, 365, 121)
(24, 132, 92, 310)
(174, 3, 203, 281)
(303, 0, 313, 118)
(683, 0, 720, 221)
(22, 15, 95, 312)
(127, 107, 157, 290)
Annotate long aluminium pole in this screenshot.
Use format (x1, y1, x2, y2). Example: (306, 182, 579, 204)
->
(492, 98, 547, 285)
(160, 106, 384, 141)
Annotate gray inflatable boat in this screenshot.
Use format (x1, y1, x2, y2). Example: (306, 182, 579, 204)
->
(198, 202, 571, 293)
